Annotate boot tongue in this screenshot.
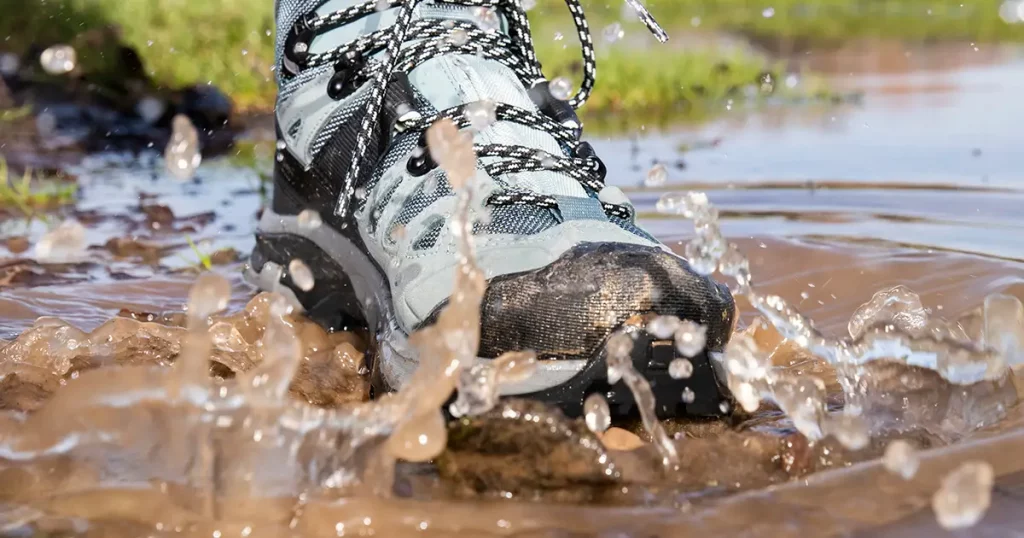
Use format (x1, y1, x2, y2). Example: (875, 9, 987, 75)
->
(308, 0, 589, 199)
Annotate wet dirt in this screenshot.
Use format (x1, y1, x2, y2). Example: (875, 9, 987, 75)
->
(1, 40, 1023, 536)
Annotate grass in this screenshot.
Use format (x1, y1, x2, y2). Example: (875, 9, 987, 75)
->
(0, 0, 1019, 117)
(0, 159, 77, 218)
(183, 234, 213, 271)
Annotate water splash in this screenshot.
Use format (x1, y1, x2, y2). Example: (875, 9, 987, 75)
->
(882, 440, 919, 480)
(166, 115, 202, 180)
(658, 191, 1018, 448)
(605, 331, 678, 466)
(34, 220, 87, 263)
(932, 461, 994, 529)
(39, 45, 76, 75)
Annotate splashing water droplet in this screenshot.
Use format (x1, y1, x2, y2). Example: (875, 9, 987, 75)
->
(882, 440, 919, 480)
(40, 45, 76, 75)
(603, 22, 624, 43)
(297, 209, 322, 230)
(464, 100, 497, 131)
(448, 28, 469, 46)
(389, 409, 447, 462)
(647, 315, 680, 339)
(521, 0, 537, 10)
(136, 97, 166, 125)
(549, 77, 573, 101)
(848, 285, 929, 339)
(758, 72, 776, 94)
(288, 259, 315, 292)
(0, 53, 20, 76)
(674, 320, 707, 358)
(584, 393, 611, 433)
(375, 0, 390, 12)
(187, 273, 231, 321)
(427, 118, 476, 189)
(644, 163, 668, 187)
(825, 413, 870, 450)
(932, 461, 994, 529)
(34, 220, 86, 263)
(606, 330, 679, 466)
(669, 358, 694, 379)
(762, 7, 776, 18)
(472, 7, 501, 33)
(681, 387, 696, 403)
(165, 115, 202, 180)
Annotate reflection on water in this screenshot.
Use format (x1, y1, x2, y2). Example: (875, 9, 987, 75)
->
(1, 41, 1024, 536)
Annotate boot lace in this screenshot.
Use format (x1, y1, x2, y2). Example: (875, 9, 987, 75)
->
(282, 0, 667, 221)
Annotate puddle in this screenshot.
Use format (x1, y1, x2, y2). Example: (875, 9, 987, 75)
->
(1, 40, 1024, 536)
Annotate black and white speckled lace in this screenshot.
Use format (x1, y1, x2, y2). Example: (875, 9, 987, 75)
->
(282, 0, 667, 220)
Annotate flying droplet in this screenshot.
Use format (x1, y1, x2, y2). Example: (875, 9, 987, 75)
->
(165, 115, 202, 180)
(0, 53, 20, 76)
(35, 220, 86, 263)
(762, 7, 776, 18)
(647, 315, 680, 339)
(288, 258, 315, 292)
(584, 393, 611, 433)
(472, 7, 501, 33)
(136, 97, 166, 125)
(882, 440, 919, 480)
(464, 100, 497, 131)
(603, 22, 624, 43)
(187, 273, 231, 321)
(681, 386, 696, 403)
(448, 28, 469, 46)
(40, 45, 77, 75)
(645, 163, 668, 187)
(669, 358, 694, 379)
(673, 320, 707, 358)
(932, 461, 994, 530)
(297, 209, 322, 230)
(548, 77, 573, 101)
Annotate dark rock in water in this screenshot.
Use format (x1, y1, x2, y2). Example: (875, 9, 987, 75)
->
(437, 399, 623, 501)
(179, 84, 232, 132)
(0, 40, 238, 159)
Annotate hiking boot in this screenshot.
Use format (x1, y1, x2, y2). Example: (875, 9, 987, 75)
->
(248, 0, 736, 418)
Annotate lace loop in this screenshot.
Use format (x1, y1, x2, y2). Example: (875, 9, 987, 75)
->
(283, 0, 665, 220)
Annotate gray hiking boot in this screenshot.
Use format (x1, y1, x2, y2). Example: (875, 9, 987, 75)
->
(248, 0, 736, 417)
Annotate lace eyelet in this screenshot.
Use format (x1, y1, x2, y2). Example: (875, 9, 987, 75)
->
(407, 133, 438, 177)
(327, 52, 366, 101)
(573, 141, 606, 182)
(283, 14, 318, 77)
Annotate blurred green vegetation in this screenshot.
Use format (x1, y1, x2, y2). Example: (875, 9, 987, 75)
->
(0, 0, 1020, 116)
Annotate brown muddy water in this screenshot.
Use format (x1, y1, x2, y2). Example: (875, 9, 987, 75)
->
(2, 42, 1024, 536)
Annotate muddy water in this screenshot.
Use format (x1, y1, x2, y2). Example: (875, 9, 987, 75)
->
(1, 43, 1024, 536)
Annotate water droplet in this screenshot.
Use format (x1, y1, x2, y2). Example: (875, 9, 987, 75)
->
(165, 115, 202, 180)
(932, 461, 994, 529)
(848, 285, 928, 339)
(376, 0, 390, 12)
(389, 410, 448, 462)
(644, 163, 668, 187)
(40, 45, 77, 75)
(288, 259, 315, 292)
(553, 31, 564, 41)
(548, 77, 573, 101)
(758, 72, 776, 94)
(297, 209, 322, 230)
(584, 393, 611, 433)
(882, 440, 919, 479)
(647, 315, 680, 339)
(521, 0, 537, 10)
(472, 7, 501, 32)
(187, 273, 231, 321)
(448, 28, 469, 46)
(464, 100, 497, 131)
(681, 386, 696, 403)
(602, 22, 624, 43)
(669, 358, 694, 379)
(674, 320, 707, 357)
(0, 53, 20, 76)
(762, 7, 776, 18)
(136, 97, 166, 125)
(35, 220, 86, 263)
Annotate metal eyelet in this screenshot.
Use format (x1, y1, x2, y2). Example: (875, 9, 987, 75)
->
(406, 132, 437, 177)
(283, 13, 318, 77)
(327, 52, 365, 101)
